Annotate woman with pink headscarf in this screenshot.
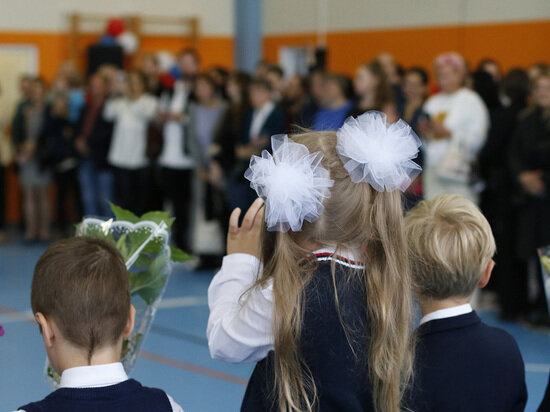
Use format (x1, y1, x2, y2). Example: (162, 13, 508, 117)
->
(420, 52, 489, 203)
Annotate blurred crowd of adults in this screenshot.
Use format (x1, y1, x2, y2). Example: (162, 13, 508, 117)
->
(0, 48, 549, 323)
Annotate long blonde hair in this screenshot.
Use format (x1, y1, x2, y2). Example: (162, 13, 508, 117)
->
(253, 131, 415, 411)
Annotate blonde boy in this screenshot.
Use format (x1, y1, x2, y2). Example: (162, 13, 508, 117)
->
(405, 195, 527, 412)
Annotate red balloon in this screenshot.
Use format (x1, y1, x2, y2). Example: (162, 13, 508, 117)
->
(106, 18, 125, 37)
(159, 73, 175, 89)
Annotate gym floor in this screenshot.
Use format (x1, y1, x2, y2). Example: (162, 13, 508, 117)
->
(1, 242, 550, 411)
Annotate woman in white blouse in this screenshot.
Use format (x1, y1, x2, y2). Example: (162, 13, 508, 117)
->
(420, 52, 489, 204)
(104, 70, 158, 214)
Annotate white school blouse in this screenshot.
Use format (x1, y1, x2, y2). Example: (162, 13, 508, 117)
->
(206, 248, 361, 364)
(105, 95, 158, 170)
(207, 253, 272, 363)
(14, 362, 183, 412)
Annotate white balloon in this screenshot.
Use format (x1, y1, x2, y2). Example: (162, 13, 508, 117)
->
(156, 51, 175, 72)
(117, 31, 139, 55)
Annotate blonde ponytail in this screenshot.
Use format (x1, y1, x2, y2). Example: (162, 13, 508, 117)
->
(365, 191, 414, 411)
(254, 132, 414, 412)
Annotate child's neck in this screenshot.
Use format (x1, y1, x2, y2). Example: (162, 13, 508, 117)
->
(57, 342, 122, 373)
(419, 296, 471, 318)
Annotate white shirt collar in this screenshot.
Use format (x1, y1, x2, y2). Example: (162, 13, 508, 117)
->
(59, 362, 128, 389)
(312, 247, 363, 269)
(419, 303, 473, 326)
(313, 247, 359, 260)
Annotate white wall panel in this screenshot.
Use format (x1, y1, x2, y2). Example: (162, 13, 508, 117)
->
(264, 0, 550, 35)
(0, 0, 234, 35)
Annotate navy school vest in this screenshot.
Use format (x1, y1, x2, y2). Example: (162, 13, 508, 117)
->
(19, 379, 172, 412)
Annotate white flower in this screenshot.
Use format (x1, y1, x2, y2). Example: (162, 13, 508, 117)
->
(245, 135, 334, 232)
(336, 111, 422, 192)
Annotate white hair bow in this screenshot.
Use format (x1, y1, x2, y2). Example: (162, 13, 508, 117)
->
(336, 111, 422, 192)
(244, 135, 334, 232)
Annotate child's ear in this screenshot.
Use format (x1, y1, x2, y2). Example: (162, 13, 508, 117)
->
(35, 313, 55, 348)
(478, 259, 495, 289)
(123, 305, 136, 338)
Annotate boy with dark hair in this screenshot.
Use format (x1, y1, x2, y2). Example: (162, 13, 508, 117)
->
(404, 195, 527, 412)
(16, 237, 183, 412)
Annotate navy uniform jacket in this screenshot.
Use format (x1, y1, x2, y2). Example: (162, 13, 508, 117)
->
(240, 105, 286, 146)
(538, 373, 550, 411)
(231, 104, 286, 181)
(241, 254, 372, 411)
(407, 311, 527, 412)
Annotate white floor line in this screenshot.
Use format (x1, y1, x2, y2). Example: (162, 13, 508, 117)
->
(0, 296, 206, 324)
(0, 310, 34, 324)
(156, 296, 208, 309)
(526, 363, 550, 373)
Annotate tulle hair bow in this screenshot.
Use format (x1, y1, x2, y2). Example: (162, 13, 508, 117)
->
(245, 135, 334, 232)
(336, 111, 422, 192)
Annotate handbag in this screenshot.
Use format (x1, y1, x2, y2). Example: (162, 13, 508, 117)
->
(437, 136, 471, 184)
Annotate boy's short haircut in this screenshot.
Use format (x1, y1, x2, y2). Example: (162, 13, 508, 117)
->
(31, 237, 130, 356)
(404, 195, 496, 300)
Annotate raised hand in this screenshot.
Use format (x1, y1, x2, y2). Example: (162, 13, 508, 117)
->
(226, 198, 265, 258)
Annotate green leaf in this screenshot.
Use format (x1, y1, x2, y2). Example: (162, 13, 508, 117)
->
(116, 233, 129, 260)
(125, 228, 155, 265)
(142, 238, 164, 254)
(140, 210, 175, 229)
(151, 253, 169, 275)
(129, 270, 165, 304)
(134, 253, 154, 268)
(108, 202, 139, 223)
(170, 245, 191, 262)
(129, 254, 169, 304)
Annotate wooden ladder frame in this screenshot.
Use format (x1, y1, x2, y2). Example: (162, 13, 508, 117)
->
(68, 13, 200, 66)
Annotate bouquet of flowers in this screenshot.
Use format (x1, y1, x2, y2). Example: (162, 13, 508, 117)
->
(538, 246, 550, 315)
(46, 203, 190, 386)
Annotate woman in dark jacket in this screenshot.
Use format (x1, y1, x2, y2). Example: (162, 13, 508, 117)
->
(40, 91, 81, 234)
(508, 69, 550, 322)
(477, 69, 530, 319)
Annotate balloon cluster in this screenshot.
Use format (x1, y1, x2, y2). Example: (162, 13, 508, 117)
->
(99, 18, 139, 55)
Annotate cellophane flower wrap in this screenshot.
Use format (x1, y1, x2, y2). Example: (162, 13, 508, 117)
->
(45, 203, 189, 387)
(538, 246, 550, 315)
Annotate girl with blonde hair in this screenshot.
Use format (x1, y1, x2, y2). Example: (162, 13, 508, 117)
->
(207, 112, 421, 411)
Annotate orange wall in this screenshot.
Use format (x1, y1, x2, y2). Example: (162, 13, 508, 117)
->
(264, 20, 550, 76)
(0, 31, 234, 83)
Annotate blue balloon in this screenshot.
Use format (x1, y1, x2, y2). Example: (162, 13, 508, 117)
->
(99, 35, 117, 46)
(169, 65, 182, 79)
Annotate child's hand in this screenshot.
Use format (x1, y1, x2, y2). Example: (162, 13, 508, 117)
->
(227, 198, 264, 258)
